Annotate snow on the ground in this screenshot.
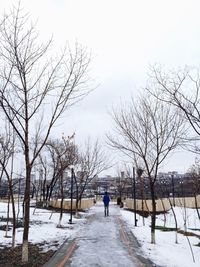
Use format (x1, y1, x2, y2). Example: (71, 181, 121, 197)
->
(0, 201, 200, 267)
(120, 206, 200, 267)
(0, 201, 91, 251)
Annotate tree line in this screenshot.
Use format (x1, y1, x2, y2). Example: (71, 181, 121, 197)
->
(0, 3, 109, 263)
(107, 65, 200, 244)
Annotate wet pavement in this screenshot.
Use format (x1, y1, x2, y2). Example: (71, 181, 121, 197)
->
(44, 203, 156, 267)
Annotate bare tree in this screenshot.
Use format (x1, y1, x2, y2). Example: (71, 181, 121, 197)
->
(0, 4, 91, 262)
(0, 125, 17, 247)
(40, 135, 76, 206)
(107, 94, 186, 243)
(45, 136, 76, 227)
(148, 65, 200, 151)
(74, 138, 110, 213)
(188, 158, 200, 221)
(39, 146, 59, 206)
(114, 168, 131, 205)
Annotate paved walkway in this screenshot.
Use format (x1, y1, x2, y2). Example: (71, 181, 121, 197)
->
(44, 204, 156, 267)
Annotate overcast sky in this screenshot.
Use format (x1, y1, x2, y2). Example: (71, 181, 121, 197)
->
(1, 0, 200, 175)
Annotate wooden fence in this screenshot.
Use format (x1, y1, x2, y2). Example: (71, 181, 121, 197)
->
(49, 198, 95, 210)
(125, 195, 200, 212)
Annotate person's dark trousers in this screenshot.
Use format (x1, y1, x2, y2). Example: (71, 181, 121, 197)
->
(104, 204, 109, 216)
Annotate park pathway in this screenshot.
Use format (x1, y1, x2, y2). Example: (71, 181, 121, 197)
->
(44, 203, 156, 267)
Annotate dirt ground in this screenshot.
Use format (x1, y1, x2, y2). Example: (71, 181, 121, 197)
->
(0, 244, 55, 267)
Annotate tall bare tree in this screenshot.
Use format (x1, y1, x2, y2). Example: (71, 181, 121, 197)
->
(107, 94, 186, 243)
(0, 5, 91, 262)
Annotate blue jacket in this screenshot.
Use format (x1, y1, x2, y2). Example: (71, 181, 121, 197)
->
(103, 194, 110, 206)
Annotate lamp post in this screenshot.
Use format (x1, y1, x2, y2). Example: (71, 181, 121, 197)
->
(132, 167, 137, 226)
(137, 168, 144, 225)
(171, 174, 175, 207)
(69, 167, 74, 224)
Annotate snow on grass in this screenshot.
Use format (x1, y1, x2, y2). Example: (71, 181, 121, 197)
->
(120, 206, 200, 267)
(1, 200, 200, 267)
(0, 201, 91, 251)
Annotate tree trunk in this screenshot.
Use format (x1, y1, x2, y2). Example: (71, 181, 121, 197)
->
(5, 170, 16, 247)
(74, 182, 79, 215)
(58, 176, 64, 227)
(17, 179, 21, 223)
(168, 197, 178, 243)
(5, 195, 10, 238)
(140, 177, 145, 226)
(150, 180, 156, 244)
(22, 240, 29, 263)
(49, 192, 59, 220)
(160, 198, 166, 228)
(79, 197, 82, 210)
(11, 191, 16, 247)
(194, 194, 200, 221)
(22, 164, 31, 263)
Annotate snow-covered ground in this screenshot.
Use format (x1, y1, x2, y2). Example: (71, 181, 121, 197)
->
(0, 201, 88, 251)
(0, 201, 200, 267)
(120, 206, 200, 267)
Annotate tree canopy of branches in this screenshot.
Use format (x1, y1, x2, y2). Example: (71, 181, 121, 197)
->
(188, 158, 200, 220)
(74, 138, 110, 211)
(44, 136, 76, 226)
(148, 65, 200, 152)
(107, 94, 186, 243)
(0, 4, 91, 263)
(42, 136, 76, 204)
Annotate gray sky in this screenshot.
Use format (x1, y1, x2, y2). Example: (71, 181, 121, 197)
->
(1, 0, 200, 174)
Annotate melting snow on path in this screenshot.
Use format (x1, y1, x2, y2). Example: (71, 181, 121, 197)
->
(67, 203, 140, 267)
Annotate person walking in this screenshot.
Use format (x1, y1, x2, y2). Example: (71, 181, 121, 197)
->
(103, 191, 110, 216)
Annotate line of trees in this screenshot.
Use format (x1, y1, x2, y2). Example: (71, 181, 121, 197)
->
(0, 3, 101, 264)
(107, 65, 200, 244)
